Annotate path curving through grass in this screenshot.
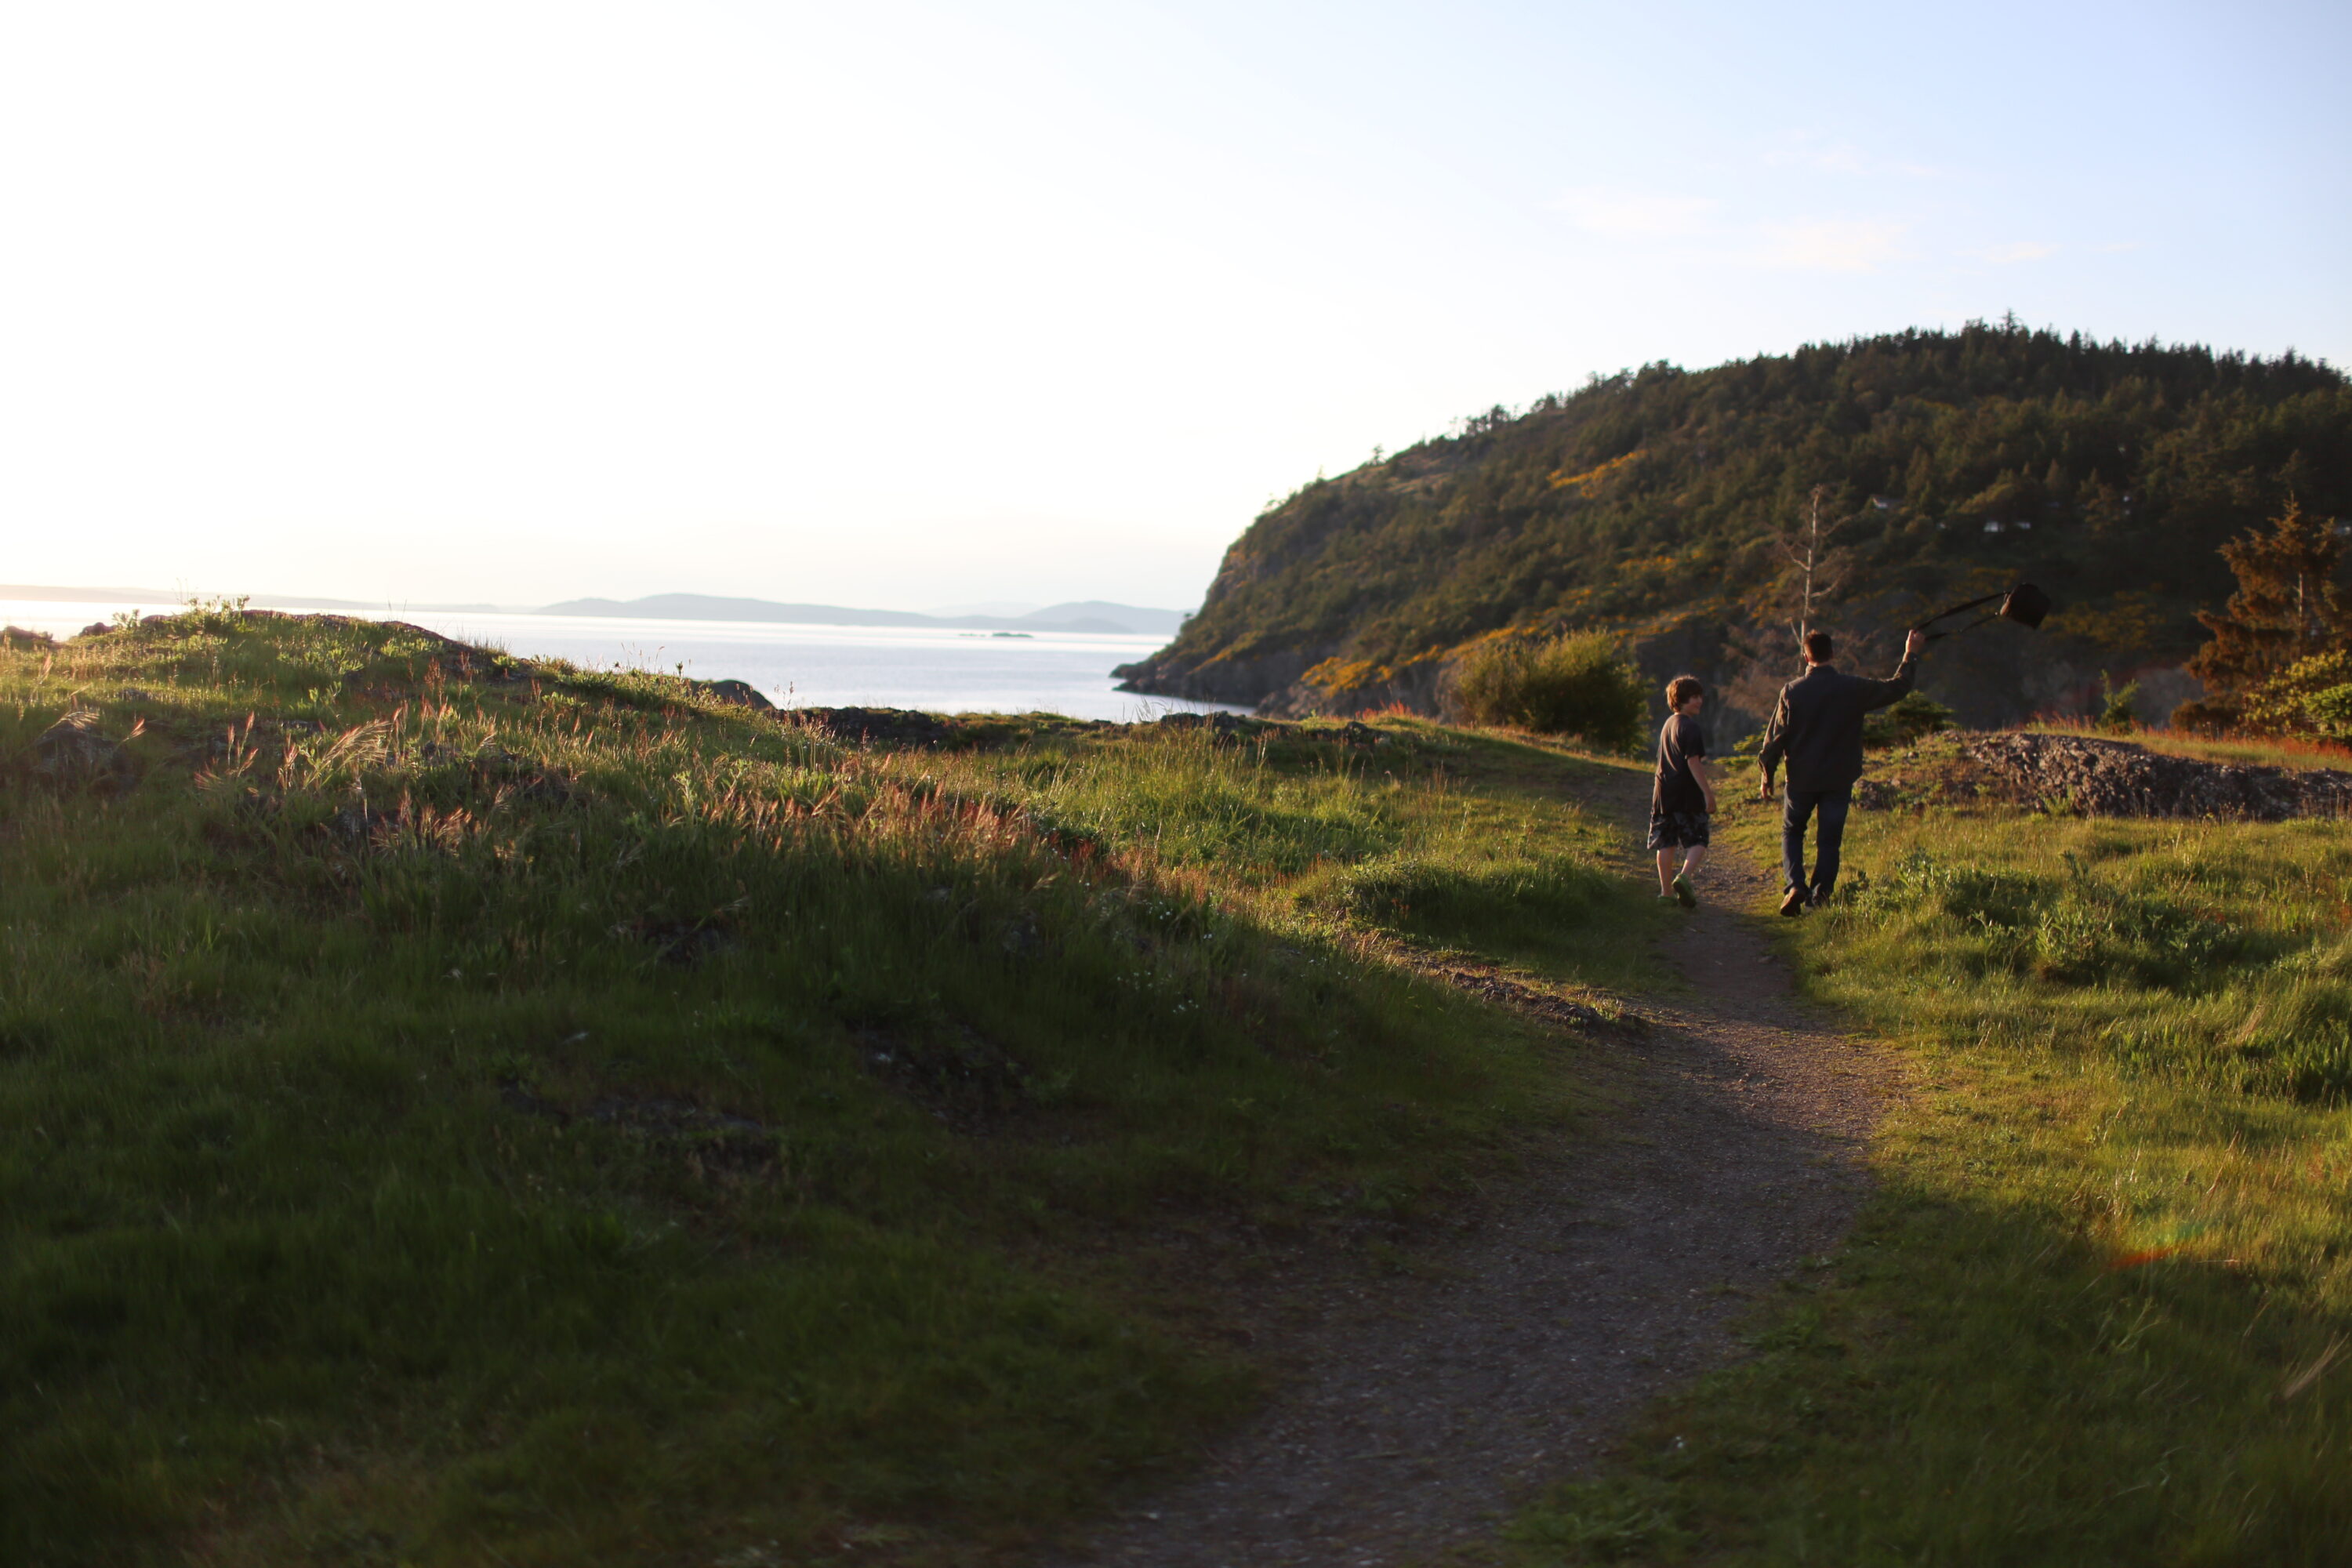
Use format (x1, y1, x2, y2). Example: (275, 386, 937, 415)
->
(1058, 778, 1899, 1566)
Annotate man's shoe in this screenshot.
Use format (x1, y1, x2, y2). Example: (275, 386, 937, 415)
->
(1810, 884, 1834, 907)
(1779, 885, 1809, 917)
(1672, 873, 1697, 909)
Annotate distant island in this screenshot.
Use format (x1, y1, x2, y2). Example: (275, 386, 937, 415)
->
(537, 593, 1192, 637)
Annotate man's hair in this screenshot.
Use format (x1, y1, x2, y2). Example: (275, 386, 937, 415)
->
(1666, 675, 1704, 710)
(1803, 630, 1835, 663)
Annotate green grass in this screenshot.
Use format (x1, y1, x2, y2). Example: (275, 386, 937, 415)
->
(951, 721, 1662, 992)
(32, 611, 2352, 1563)
(1505, 795, 2352, 1566)
(0, 612, 1665, 1566)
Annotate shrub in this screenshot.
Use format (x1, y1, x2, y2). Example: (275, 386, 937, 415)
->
(1449, 630, 1646, 750)
(2242, 649, 2352, 737)
(2098, 674, 2140, 733)
(2310, 684, 2352, 735)
(1862, 691, 1956, 749)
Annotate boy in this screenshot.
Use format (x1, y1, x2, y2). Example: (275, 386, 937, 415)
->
(1650, 675, 1714, 908)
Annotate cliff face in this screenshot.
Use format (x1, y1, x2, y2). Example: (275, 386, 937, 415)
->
(1116, 322, 2352, 732)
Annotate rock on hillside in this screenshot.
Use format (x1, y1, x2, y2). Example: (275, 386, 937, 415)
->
(1958, 732, 2352, 820)
(31, 710, 136, 791)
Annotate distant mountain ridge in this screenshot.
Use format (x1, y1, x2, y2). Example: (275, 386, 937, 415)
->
(537, 594, 1191, 636)
(1, 585, 1190, 637)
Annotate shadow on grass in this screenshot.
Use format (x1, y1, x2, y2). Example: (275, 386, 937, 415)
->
(1507, 1170, 2352, 1566)
(1508, 796, 2352, 1566)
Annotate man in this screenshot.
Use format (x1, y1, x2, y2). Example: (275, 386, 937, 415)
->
(1649, 674, 1714, 908)
(1758, 626, 1929, 915)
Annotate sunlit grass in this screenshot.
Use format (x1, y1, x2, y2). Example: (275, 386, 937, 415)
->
(945, 720, 1661, 992)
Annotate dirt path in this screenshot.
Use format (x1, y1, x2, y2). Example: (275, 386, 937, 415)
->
(1059, 808, 1896, 1566)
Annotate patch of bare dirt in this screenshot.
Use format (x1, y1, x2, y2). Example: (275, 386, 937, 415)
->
(857, 1023, 1036, 1134)
(1054, 788, 1896, 1566)
(497, 1080, 785, 1180)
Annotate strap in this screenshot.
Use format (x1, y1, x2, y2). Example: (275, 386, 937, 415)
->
(1911, 590, 2005, 633)
(1923, 609, 2005, 641)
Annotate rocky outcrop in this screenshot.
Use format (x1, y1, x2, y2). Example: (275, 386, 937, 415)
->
(1258, 653, 1450, 720)
(1112, 646, 1324, 710)
(695, 678, 775, 711)
(1957, 732, 2352, 820)
(1153, 712, 1392, 749)
(786, 707, 964, 748)
(31, 711, 135, 791)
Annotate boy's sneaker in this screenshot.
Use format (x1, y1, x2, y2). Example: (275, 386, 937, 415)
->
(1672, 873, 1697, 909)
(1779, 885, 1809, 917)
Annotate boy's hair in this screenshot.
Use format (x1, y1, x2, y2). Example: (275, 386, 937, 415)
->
(1665, 675, 1704, 710)
(1803, 630, 1835, 663)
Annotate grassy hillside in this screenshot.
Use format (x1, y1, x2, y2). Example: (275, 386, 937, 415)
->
(1118, 320, 2352, 728)
(1506, 774, 2352, 1564)
(0, 610, 1663, 1566)
(21, 610, 2352, 1564)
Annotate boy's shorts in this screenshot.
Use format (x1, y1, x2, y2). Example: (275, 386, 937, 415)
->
(1646, 808, 1711, 850)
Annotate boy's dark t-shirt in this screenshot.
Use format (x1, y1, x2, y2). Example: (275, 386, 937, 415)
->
(1652, 713, 1709, 813)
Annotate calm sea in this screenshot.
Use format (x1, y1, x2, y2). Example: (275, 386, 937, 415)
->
(0, 598, 1238, 722)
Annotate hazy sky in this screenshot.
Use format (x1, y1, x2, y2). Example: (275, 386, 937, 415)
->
(3, 1, 2345, 611)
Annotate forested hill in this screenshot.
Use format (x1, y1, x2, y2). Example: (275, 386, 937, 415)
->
(1116, 321, 2352, 729)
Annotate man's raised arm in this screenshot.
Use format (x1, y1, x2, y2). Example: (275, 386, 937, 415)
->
(1857, 628, 1930, 712)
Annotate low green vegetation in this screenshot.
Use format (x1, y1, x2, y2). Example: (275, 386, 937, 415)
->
(1860, 691, 1955, 750)
(2261, 650, 2352, 738)
(1508, 795, 2352, 1565)
(0, 612, 1664, 1566)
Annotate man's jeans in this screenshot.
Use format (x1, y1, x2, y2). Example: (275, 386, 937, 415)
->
(1781, 786, 1853, 898)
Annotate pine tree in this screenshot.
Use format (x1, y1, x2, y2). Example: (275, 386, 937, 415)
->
(2186, 499, 2352, 694)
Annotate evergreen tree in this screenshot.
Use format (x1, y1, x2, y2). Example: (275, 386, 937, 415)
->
(2187, 499, 2352, 693)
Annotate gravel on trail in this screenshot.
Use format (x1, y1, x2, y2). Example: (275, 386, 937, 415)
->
(1058, 820, 1896, 1567)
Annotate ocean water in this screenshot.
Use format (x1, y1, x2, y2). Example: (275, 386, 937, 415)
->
(0, 598, 1234, 722)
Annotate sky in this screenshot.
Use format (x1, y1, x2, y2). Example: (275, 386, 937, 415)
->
(2, 0, 2346, 612)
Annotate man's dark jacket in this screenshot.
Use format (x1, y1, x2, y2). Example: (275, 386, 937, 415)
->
(1758, 654, 1920, 793)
